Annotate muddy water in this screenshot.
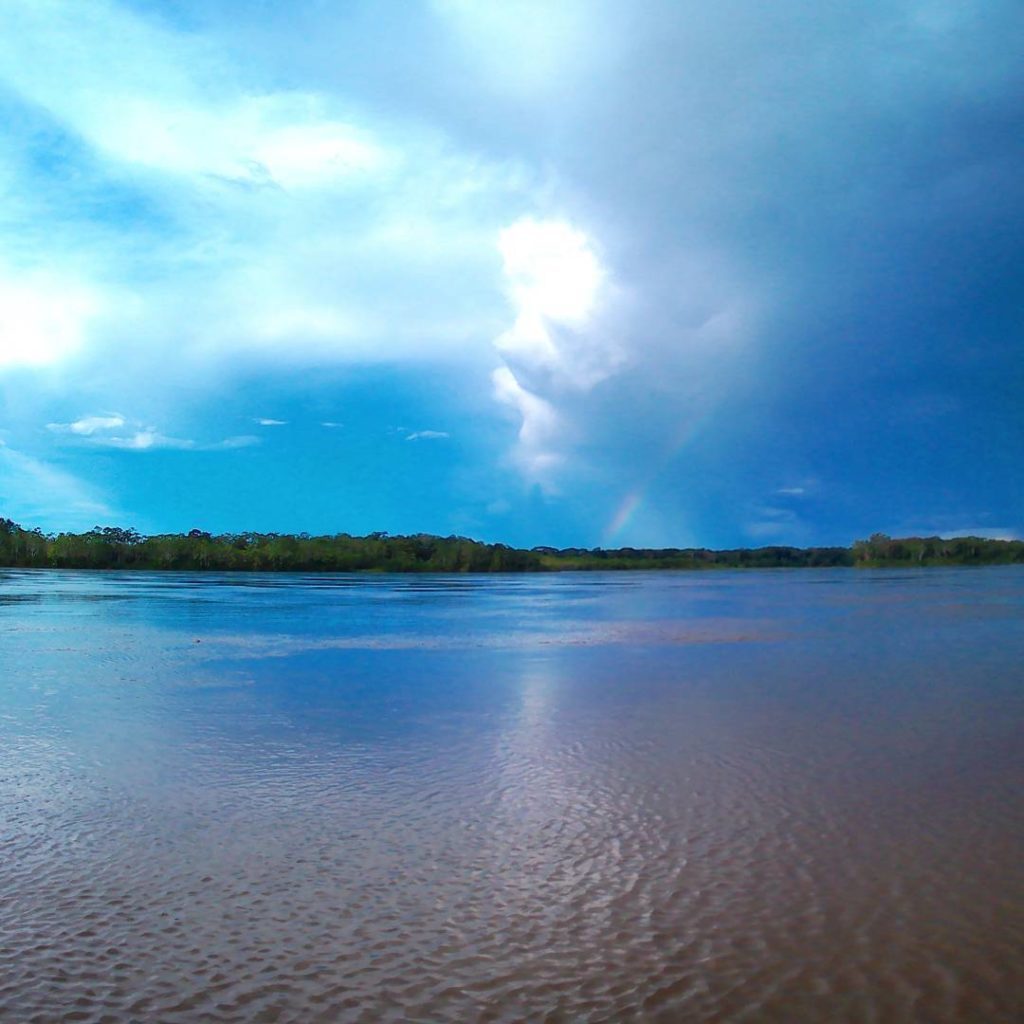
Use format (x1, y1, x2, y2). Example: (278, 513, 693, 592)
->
(1, 568, 1022, 1022)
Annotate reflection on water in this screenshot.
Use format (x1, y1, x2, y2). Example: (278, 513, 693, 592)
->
(1, 568, 1023, 1022)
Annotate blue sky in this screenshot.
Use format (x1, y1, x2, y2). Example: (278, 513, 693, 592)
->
(0, 0, 1021, 547)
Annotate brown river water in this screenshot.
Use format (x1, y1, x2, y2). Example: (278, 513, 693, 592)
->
(1, 568, 1022, 1022)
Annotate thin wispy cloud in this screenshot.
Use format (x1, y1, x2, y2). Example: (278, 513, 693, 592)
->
(208, 435, 261, 451)
(0, 441, 115, 527)
(46, 414, 258, 453)
(92, 432, 260, 452)
(94, 431, 196, 451)
(406, 430, 450, 441)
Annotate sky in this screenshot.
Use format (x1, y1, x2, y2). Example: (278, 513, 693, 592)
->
(0, 0, 1021, 548)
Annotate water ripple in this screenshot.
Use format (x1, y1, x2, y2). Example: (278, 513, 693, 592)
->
(1, 569, 1023, 1021)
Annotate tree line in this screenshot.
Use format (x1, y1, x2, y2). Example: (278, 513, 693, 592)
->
(849, 532, 1024, 566)
(0, 519, 1021, 572)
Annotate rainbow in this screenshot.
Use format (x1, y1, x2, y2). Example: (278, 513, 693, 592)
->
(601, 408, 713, 546)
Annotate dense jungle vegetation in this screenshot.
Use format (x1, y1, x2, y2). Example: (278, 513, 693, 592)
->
(1, 520, 1021, 572)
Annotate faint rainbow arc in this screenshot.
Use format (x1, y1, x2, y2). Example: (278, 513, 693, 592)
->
(601, 409, 712, 546)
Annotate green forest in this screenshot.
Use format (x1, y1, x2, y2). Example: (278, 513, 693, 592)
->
(1, 519, 1021, 572)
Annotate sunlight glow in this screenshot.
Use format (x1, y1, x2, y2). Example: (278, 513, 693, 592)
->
(0, 276, 98, 368)
(498, 218, 603, 326)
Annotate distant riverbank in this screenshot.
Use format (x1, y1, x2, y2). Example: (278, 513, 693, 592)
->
(2, 519, 1021, 572)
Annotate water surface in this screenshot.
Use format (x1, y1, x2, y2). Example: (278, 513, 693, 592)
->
(2, 568, 1022, 1022)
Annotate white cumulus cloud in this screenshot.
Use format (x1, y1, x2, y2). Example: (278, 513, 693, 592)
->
(495, 217, 622, 390)
(492, 365, 564, 483)
(492, 217, 623, 486)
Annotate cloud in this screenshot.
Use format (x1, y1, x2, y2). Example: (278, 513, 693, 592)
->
(207, 435, 261, 451)
(48, 413, 126, 436)
(434, 0, 616, 101)
(0, 0, 534, 384)
(91, 432, 259, 452)
(405, 430, 450, 441)
(495, 217, 621, 392)
(256, 418, 287, 426)
(742, 500, 809, 543)
(0, 2, 391, 189)
(776, 487, 806, 496)
(492, 366, 564, 484)
(491, 217, 626, 485)
(93, 431, 195, 451)
(45, 414, 258, 452)
(93, 432, 260, 451)
(0, 441, 114, 527)
(0, 270, 103, 368)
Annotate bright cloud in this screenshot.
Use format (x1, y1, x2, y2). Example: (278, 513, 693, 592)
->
(495, 217, 622, 390)
(47, 414, 127, 436)
(248, 117, 390, 189)
(0, 0, 533, 385)
(0, 3, 391, 189)
(499, 218, 604, 327)
(492, 366, 564, 483)
(492, 217, 623, 485)
(0, 272, 101, 368)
